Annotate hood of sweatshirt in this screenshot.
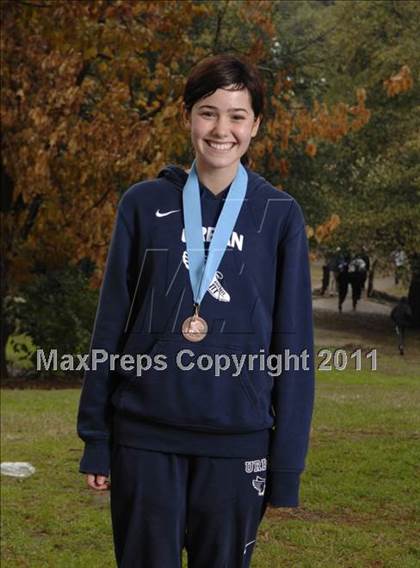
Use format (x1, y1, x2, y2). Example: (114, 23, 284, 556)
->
(157, 164, 188, 190)
(157, 163, 263, 201)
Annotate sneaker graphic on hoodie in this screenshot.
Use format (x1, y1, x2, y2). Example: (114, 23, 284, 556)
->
(182, 251, 231, 302)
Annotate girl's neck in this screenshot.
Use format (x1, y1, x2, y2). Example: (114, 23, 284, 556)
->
(194, 158, 240, 196)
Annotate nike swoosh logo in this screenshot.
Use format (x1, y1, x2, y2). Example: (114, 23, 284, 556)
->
(155, 209, 181, 218)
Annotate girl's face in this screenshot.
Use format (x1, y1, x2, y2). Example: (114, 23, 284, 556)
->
(183, 86, 261, 171)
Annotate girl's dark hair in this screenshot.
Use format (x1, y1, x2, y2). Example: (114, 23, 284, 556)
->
(183, 53, 265, 166)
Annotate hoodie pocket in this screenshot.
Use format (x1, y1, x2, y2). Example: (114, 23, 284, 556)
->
(116, 337, 264, 433)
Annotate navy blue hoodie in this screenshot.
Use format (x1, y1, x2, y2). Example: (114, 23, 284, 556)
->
(77, 164, 315, 508)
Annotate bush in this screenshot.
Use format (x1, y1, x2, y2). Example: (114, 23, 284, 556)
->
(10, 264, 98, 376)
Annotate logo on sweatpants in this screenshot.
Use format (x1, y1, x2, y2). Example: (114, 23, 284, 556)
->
(252, 475, 266, 496)
(244, 458, 267, 473)
(243, 539, 256, 556)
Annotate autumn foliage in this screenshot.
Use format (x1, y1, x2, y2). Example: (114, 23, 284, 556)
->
(1, 1, 413, 326)
(383, 65, 413, 98)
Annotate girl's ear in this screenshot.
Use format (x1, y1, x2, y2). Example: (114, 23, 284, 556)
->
(251, 115, 262, 138)
(181, 104, 191, 130)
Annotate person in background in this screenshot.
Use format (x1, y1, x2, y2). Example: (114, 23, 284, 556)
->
(328, 246, 344, 297)
(391, 249, 407, 285)
(320, 247, 334, 296)
(347, 255, 367, 311)
(358, 246, 370, 295)
(336, 252, 350, 312)
(321, 263, 330, 296)
(390, 297, 413, 355)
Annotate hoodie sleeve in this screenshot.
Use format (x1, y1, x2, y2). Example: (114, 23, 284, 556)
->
(77, 199, 137, 476)
(267, 199, 315, 507)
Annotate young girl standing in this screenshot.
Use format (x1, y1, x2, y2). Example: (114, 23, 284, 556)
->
(77, 53, 315, 568)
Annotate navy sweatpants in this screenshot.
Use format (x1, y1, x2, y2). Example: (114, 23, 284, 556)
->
(110, 444, 270, 568)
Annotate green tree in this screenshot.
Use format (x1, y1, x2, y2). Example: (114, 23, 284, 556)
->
(268, 0, 419, 315)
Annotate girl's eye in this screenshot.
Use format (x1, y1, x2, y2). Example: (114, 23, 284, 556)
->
(200, 112, 245, 120)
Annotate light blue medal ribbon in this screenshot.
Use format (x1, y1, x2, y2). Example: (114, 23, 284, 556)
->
(182, 159, 248, 316)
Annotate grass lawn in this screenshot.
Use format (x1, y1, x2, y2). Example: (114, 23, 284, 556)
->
(1, 350, 420, 567)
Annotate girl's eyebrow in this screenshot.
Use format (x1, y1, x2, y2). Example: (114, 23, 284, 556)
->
(198, 104, 249, 114)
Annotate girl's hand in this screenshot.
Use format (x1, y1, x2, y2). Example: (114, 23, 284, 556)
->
(86, 474, 110, 491)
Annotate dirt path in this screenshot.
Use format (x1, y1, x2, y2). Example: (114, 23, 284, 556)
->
(313, 295, 420, 362)
(313, 293, 391, 316)
(309, 260, 419, 358)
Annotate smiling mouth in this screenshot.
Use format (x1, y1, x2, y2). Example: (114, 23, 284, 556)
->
(205, 140, 237, 152)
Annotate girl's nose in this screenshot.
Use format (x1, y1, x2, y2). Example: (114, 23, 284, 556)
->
(211, 117, 231, 138)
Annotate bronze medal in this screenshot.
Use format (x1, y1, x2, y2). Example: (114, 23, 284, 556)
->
(182, 305, 208, 342)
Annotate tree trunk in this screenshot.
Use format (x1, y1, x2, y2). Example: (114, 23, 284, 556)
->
(1, 163, 13, 379)
(0, 292, 11, 379)
(1, 334, 10, 379)
(367, 258, 377, 297)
